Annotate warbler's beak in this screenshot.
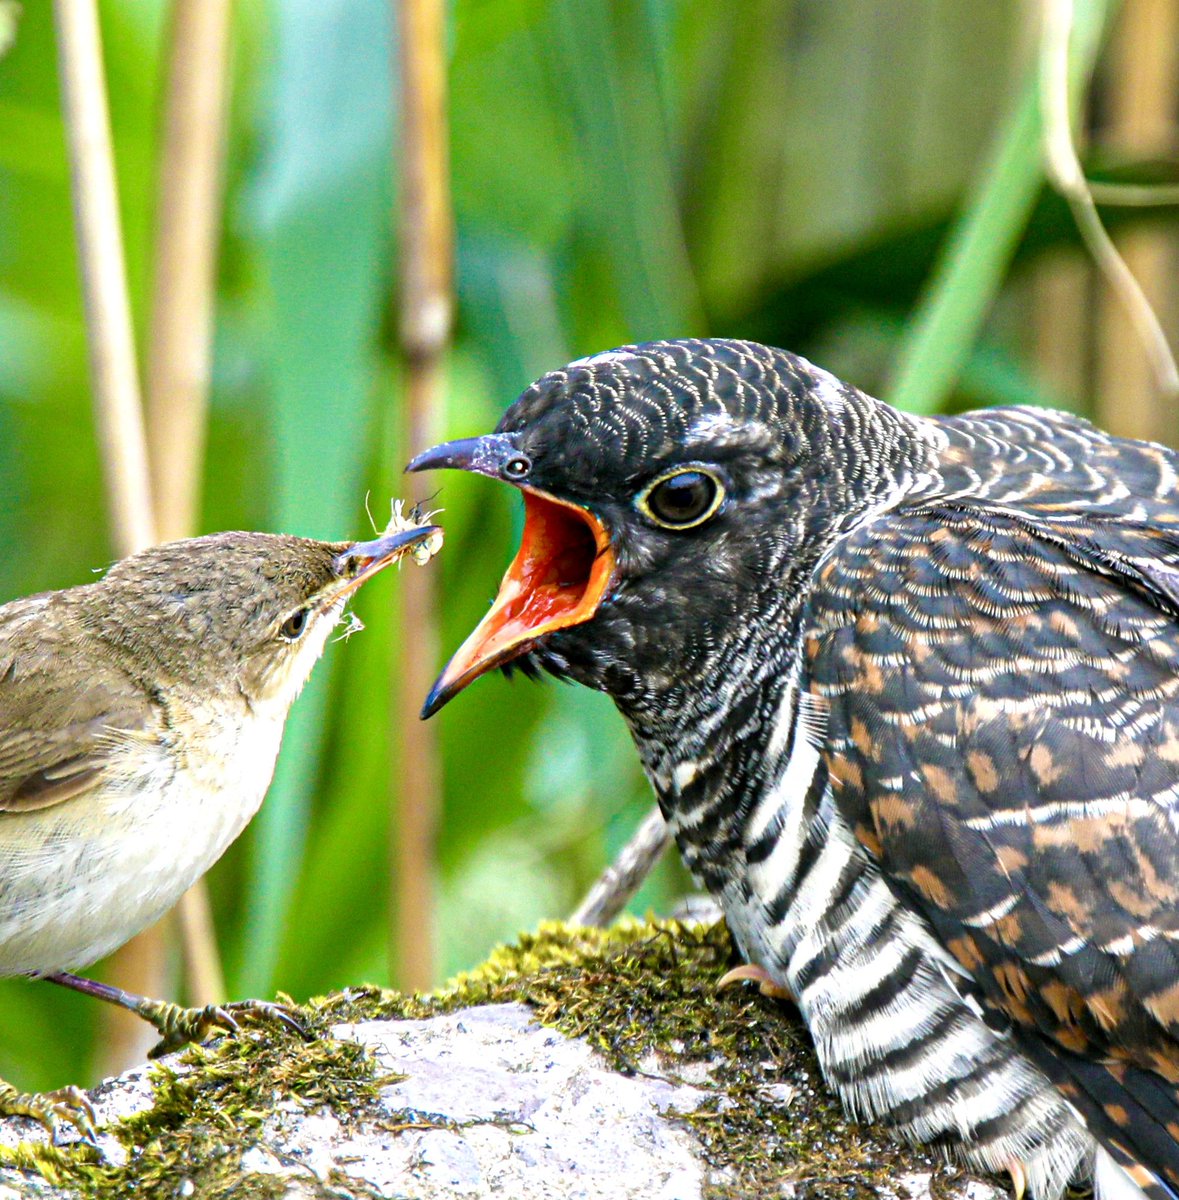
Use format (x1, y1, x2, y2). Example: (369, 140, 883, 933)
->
(408, 436, 615, 717)
(326, 524, 442, 605)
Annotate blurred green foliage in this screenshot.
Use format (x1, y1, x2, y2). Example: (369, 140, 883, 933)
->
(0, 0, 1169, 1090)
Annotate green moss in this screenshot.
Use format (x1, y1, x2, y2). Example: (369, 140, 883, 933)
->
(317, 919, 985, 1197)
(10, 919, 992, 1199)
(24, 1000, 392, 1199)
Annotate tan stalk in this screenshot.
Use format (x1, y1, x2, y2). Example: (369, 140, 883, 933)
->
(1093, 0, 1179, 442)
(1041, 0, 1179, 411)
(53, 0, 154, 555)
(569, 806, 671, 929)
(1088, 180, 1179, 206)
(53, 0, 162, 1072)
(145, 0, 234, 1007)
(394, 0, 452, 989)
(1031, 249, 1090, 403)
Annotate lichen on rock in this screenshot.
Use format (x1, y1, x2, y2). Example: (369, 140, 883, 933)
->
(0, 919, 1005, 1199)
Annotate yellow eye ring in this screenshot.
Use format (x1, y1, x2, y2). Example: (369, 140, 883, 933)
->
(636, 467, 726, 530)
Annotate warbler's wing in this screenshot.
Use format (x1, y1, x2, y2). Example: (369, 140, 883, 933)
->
(0, 592, 151, 812)
(806, 501, 1179, 1192)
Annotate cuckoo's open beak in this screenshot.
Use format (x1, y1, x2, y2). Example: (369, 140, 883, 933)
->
(408, 437, 615, 717)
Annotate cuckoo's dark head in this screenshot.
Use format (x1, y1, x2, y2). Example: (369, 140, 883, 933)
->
(410, 338, 923, 720)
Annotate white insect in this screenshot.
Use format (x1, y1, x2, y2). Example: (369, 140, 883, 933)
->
(382, 499, 444, 567)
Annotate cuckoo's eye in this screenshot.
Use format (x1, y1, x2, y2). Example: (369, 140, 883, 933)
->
(638, 468, 725, 530)
(502, 454, 531, 480)
(279, 606, 311, 641)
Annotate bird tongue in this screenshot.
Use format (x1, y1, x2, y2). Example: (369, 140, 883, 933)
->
(422, 489, 613, 716)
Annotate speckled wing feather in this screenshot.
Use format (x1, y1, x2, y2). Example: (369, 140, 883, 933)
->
(0, 592, 150, 812)
(806, 500, 1179, 1194)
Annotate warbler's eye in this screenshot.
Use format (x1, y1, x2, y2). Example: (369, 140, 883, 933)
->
(639, 468, 725, 530)
(280, 607, 311, 641)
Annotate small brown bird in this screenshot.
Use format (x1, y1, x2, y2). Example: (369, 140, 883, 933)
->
(0, 519, 441, 1136)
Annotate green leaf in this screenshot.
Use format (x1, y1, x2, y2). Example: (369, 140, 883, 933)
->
(886, 0, 1111, 413)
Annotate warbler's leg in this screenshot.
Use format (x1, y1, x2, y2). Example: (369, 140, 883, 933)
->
(0, 1077, 96, 1143)
(42, 971, 308, 1057)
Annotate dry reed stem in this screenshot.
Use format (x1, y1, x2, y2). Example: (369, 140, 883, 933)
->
(145, 0, 235, 1010)
(146, 0, 231, 544)
(54, 0, 164, 1073)
(53, 0, 155, 556)
(1040, 0, 1179, 402)
(570, 806, 672, 929)
(394, 0, 453, 990)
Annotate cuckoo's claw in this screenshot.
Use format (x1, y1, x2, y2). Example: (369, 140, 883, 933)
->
(1005, 1159, 1028, 1200)
(0, 1080, 98, 1144)
(716, 963, 797, 1003)
(142, 997, 310, 1058)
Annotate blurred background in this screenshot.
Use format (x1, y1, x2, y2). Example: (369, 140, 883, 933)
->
(0, 0, 1176, 1090)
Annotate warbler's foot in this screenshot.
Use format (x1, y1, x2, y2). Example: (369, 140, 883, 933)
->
(716, 963, 797, 1003)
(42, 971, 310, 1058)
(0, 1079, 97, 1143)
(140, 997, 309, 1058)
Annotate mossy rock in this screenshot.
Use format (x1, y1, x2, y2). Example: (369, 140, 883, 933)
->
(0, 919, 1008, 1199)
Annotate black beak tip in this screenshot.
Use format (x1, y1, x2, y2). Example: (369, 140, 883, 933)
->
(406, 439, 476, 474)
(420, 677, 449, 719)
(405, 448, 436, 474)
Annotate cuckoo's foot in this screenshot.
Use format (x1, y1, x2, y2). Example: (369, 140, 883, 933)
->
(716, 963, 797, 1003)
(0, 1079, 96, 1143)
(1006, 1159, 1028, 1200)
(42, 971, 309, 1058)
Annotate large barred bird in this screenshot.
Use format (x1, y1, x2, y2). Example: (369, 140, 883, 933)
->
(410, 338, 1179, 1200)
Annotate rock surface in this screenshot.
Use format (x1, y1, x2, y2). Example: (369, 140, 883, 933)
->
(242, 1004, 708, 1199)
(0, 922, 1009, 1199)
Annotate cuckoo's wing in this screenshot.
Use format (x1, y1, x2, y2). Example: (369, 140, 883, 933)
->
(0, 593, 151, 813)
(806, 502, 1179, 1194)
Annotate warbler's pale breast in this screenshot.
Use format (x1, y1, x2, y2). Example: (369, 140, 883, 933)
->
(0, 701, 285, 975)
